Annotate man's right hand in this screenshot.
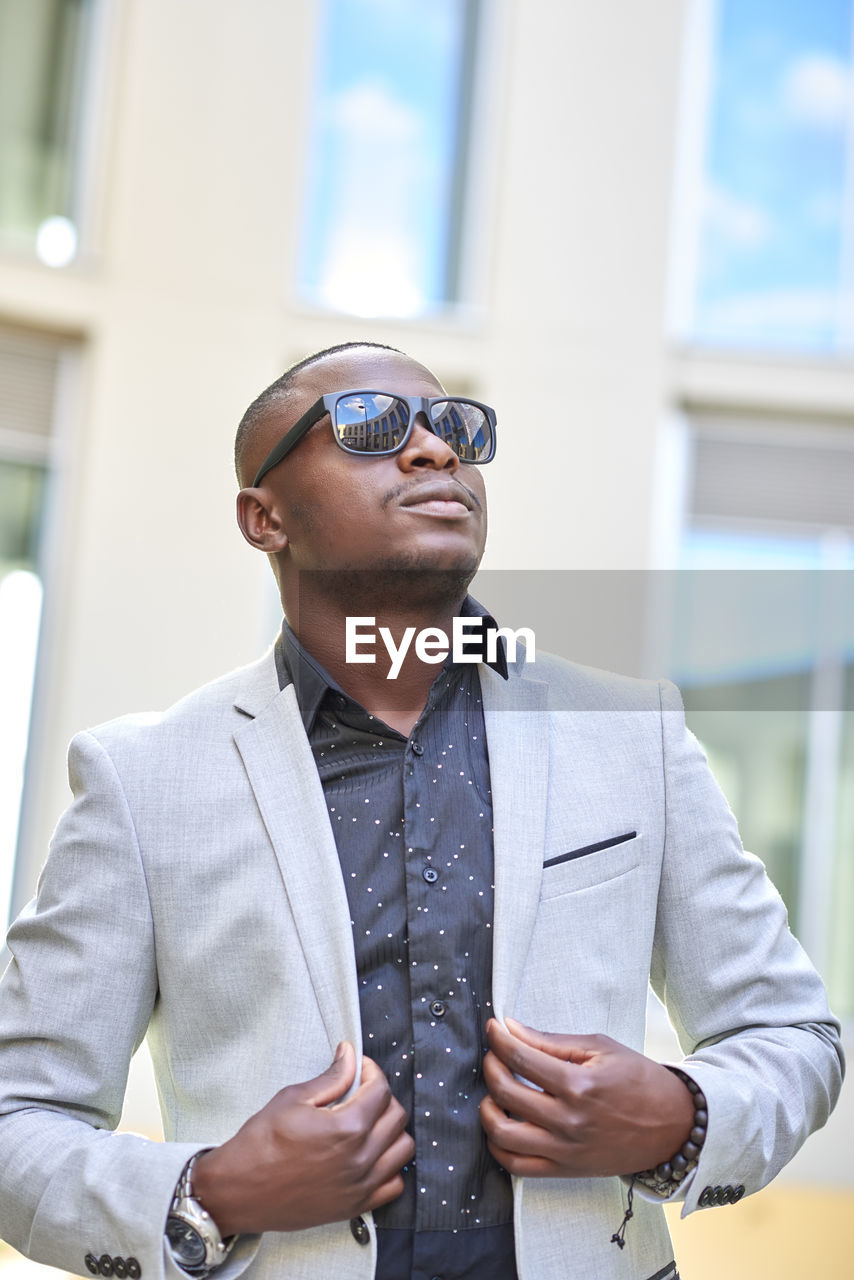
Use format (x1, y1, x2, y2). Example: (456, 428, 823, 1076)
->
(191, 1043, 414, 1236)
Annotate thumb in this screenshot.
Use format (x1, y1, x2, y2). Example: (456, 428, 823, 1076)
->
(504, 1018, 606, 1063)
(299, 1040, 358, 1107)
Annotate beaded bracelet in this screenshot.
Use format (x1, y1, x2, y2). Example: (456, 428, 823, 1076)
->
(611, 1067, 707, 1250)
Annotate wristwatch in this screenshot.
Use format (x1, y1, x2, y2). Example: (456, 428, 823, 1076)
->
(165, 1153, 236, 1275)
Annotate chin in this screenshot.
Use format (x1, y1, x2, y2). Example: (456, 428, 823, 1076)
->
(377, 547, 482, 578)
(302, 562, 480, 613)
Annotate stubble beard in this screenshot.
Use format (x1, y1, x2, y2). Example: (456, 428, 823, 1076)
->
(299, 558, 480, 617)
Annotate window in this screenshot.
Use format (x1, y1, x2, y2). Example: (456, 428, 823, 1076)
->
(298, 0, 480, 317)
(0, 0, 97, 264)
(673, 0, 854, 352)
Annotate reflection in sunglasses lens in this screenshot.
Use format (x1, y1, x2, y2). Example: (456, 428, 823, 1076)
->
(430, 402, 490, 462)
(336, 394, 408, 452)
(334, 394, 492, 460)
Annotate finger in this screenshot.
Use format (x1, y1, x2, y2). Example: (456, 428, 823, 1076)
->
(358, 1055, 388, 1087)
(336, 1055, 396, 1129)
(364, 1128, 416, 1187)
(351, 1130, 415, 1211)
(357, 1087, 411, 1160)
(485, 1022, 577, 1097)
(484, 1138, 565, 1179)
(483, 1049, 545, 1111)
(362, 1123, 417, 1208)
(362, 1171, 407, 1212)
(480, 1100, 566, 1178)
(482, 1050, 560, 1126)
(479, 1094, 564, 1160)
(504, 1018, 610, 1062)
(291, 1042, 358, 1108)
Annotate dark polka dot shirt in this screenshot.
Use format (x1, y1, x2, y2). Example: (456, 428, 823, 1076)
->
(275, 598, 518, 1280)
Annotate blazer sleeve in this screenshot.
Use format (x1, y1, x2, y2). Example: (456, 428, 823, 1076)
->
(645, 679, 844, 1215)
(0, 730, 259, 1280)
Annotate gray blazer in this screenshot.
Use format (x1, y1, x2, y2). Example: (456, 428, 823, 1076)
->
(0, 647, 843, 1280)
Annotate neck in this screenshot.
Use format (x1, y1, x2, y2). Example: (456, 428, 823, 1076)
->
(282, 569, 473, 736)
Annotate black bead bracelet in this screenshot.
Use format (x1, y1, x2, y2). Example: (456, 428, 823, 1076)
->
(611, 1067, 707, 1250)
(637, 1067, 708, 1187)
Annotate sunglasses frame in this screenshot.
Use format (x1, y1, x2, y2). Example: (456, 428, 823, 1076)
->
(252, 390, 497, 486)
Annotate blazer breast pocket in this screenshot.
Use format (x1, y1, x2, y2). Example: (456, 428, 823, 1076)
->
(540, 830, 641, 899)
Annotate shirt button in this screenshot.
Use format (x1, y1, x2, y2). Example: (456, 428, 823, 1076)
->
(430, 999, 447, 1017)
(422, 866, 439, 884)
(411, 741, 424, 756)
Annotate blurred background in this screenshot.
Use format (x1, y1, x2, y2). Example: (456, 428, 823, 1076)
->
(0, 1, 851, 1276)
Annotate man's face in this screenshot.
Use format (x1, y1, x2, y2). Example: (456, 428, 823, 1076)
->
(247, 348, 488, 579)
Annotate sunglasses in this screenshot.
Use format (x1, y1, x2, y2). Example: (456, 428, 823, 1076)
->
(252, 390, 497, 486)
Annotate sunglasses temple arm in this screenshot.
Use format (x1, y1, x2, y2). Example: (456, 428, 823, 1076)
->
(252, 399, 329, 486)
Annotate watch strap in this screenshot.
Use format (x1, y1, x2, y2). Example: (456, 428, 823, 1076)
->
(166, 1152, 236, 1274)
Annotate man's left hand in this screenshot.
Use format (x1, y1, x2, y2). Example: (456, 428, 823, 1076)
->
(479, 1018, 695, 1178)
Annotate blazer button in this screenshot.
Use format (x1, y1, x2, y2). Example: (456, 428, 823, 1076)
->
(98, 1256, 114, 1276)
(126, 1259, 141, 1279)
(113, 1258, 127, 1278)
(84, 1255, 99, 1275)
(733, 1184, 745, 1201)
(698, 1186, 713, 1207)
(350, 1216, 370, 1245)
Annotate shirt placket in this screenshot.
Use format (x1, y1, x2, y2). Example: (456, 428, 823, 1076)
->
(401, 686, 485, 1230)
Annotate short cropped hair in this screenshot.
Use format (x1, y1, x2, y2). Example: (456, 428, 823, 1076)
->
(234, 340, 404, 485)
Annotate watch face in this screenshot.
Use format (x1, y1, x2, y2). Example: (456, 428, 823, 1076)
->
(166, 1217, 208, 1268)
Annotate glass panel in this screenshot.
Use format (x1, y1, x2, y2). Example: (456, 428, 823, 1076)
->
(828, 663, 854, 1015)
(683, 702, 808, 927)
(677, 525, 854, 1017)
(0, 460, 45, 567)
(0, 0, 93, 252)
(0, 460, 46, 925)
(299, 0, 477, 317)
(690, 0, 854, 351)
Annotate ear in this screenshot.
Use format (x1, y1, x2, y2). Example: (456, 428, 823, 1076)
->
(236, 488, 289, 553)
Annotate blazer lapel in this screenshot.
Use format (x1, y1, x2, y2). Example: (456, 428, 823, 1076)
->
(232, 657, 362, 1061)
(480, 664, 550, 1021)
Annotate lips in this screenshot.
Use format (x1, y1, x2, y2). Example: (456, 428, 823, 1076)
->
(398, 481, 475, 513)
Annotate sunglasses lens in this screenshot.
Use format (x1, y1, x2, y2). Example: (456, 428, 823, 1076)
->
(335, 393, 410, 452)
(430, 400, 493, 462)
(334, 393, 494, 460)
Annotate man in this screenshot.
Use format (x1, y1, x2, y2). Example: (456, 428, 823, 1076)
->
(0, 341, 843, 1280)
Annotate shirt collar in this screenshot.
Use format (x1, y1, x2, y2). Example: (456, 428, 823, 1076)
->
(275, 594, 508, 733)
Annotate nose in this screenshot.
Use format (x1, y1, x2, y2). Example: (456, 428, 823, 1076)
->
(396, 413, 460, 472)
